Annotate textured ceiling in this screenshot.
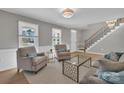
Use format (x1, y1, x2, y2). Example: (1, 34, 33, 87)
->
(1, 8, 124, 30)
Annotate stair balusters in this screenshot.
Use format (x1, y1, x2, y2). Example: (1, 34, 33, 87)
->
(85, 18, 124, 49)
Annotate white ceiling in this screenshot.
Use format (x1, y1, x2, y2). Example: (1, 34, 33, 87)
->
(1, 8, 124, 30)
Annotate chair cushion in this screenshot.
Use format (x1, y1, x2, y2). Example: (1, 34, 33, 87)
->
(101, 71, 124, 84)
(19, 46, 37, 57)
(32, 56, 48, 65)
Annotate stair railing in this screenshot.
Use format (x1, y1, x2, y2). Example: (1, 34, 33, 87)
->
(85, 25, 109, 48)
(85, 18, 123, 49)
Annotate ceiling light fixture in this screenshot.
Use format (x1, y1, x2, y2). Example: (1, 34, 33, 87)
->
(62, 8, 74, 18)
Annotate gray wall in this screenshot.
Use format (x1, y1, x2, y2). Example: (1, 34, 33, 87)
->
(88, 24, 124, 54)
(62, 27, 71, 46)
(0, 10, 71, 49)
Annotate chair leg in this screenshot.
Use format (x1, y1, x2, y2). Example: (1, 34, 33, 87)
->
(17, 69, 20, 72)
(34, 71, 37, 74)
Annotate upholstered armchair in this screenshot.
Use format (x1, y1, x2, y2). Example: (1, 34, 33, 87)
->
(17, 46, 48, 74)
(54, 44, 71, 61)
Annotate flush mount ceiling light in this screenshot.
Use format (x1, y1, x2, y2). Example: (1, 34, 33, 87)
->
(62, 8, 74, 18)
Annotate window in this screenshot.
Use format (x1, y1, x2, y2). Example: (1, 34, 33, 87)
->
(106, 19, 117, 29)
(71, 30, 77, 51)
(18, 21, 39, 48)
(52, 28, 61, 46)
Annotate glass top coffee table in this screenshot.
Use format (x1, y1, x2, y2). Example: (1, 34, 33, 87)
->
(62, 54, 92, 83)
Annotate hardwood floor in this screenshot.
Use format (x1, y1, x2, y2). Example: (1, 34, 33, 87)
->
(0, 52, 102, 84)
(0, 69, 28, 84)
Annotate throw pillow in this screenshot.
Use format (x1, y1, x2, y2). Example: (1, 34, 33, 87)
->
(119, 54, 124, 62)
(104, 52, 119, 62)
(101, 71, 124, 84)
(115, 52, 124, 59)
(104, 53, 111, 59)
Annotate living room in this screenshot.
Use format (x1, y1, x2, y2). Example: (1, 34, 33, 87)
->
(1, 0, 124, 93)
(1, 8, 124, 84)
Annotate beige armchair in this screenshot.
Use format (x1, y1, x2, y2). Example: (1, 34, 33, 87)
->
(54, 44, 71, 61)
(17, 46, 48, 74)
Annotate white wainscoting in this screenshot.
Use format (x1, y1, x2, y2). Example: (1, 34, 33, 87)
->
(0, 46, 52, 71)
(0, 49, 17, 71)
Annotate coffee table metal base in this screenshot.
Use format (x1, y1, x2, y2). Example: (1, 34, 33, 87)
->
(62, 56, 91, 83)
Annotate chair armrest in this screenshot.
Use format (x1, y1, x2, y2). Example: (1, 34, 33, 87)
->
(98, 59, 124, 72)
(17, 56, 34, 70)
(37, 52, 45, 56)
(100, 57, 114, 62)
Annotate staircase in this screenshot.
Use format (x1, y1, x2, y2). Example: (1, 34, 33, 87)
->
(85, 17, 124, 50)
